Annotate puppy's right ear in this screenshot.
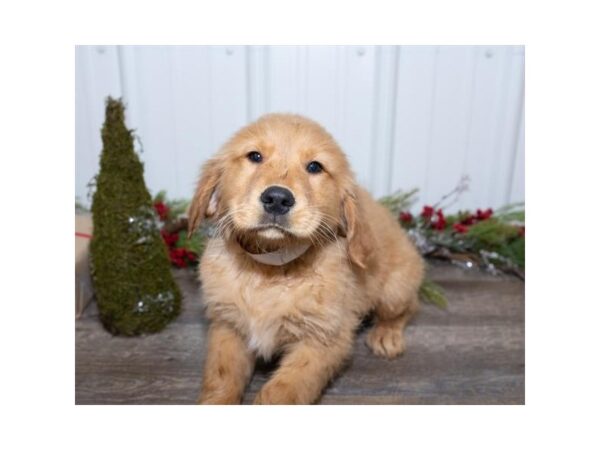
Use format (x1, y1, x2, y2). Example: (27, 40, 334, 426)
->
(187, 158, 222, 237)
(340, 186, 373, 270)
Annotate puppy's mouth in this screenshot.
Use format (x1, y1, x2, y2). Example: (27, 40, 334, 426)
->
(236, 222, 297, 254)
(250, 223, 292, 240)
(249, 214, 295, 239)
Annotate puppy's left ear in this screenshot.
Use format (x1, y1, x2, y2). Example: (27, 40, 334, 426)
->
(188, 158, 222, 237)
(340, 187, 373, 270)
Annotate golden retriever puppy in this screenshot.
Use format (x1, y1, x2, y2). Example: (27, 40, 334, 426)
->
(188, 113, 424, 404)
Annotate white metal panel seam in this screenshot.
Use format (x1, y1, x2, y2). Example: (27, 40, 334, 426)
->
(422, 46, 440, 203)
(460, 46, 480, 196)
(505, 66, 525, 204)
(385, 46, 400, 195)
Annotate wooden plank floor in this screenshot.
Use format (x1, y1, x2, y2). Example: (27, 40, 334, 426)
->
(75, 262, 525, 405)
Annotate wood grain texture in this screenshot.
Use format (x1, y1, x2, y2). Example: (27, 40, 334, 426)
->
(75, 263, 524, 405)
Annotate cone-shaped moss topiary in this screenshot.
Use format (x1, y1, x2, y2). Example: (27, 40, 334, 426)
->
(90, 97, 181, 336)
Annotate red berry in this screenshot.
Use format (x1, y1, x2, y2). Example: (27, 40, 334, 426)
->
(453, 223, 469, 233)
(399, 211, 413, 223)
(421, 206, 434, 218)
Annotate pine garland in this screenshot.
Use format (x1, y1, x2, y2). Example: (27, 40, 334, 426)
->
(384, 185, 525, 307)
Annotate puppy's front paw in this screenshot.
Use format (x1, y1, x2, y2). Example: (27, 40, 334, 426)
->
(253, 381, 299, 405)
(366, 324, 406, 359)
(197, 389, 241, 405)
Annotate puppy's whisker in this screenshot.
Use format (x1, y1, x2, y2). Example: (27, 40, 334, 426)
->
(213, 207, 248, 239)
(315, 219, 344, 255)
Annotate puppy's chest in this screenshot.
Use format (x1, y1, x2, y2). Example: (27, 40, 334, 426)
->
(242, 302, 282, 359)
(205, 280, 338, 359)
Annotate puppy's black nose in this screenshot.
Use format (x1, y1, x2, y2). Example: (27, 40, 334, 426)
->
(260, 186, 295, 216)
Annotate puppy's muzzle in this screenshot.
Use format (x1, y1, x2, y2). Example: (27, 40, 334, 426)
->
(260, 186, 295, 216)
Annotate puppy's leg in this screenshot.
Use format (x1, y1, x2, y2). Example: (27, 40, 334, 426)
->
(366, 270, 421, 359)
(366, 300, 418, 358)
(199, 323, 255, 404)
(253, 336, 352, 405)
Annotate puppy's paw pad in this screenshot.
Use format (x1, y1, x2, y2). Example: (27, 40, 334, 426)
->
(366, 326, 406, 359)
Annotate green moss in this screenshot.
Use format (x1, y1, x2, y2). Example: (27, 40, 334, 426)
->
(89, 98, 181, 336)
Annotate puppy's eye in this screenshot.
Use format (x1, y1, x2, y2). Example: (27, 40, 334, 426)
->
(306, 161, 323, 174)
(247, 151, 263, 163)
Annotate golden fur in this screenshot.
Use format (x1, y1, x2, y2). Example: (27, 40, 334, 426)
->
(189, 114, 424, 404)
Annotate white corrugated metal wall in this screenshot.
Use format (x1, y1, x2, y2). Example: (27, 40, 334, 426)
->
(76, 45, 524, 211)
